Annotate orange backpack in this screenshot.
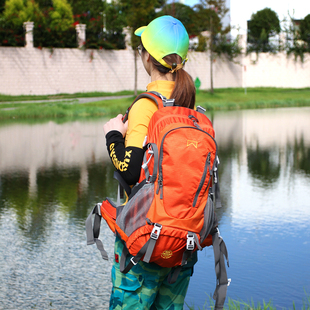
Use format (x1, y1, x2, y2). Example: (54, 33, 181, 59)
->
(86, 92, 230, 309)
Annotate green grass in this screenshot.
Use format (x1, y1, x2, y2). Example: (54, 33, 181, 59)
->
(0, 90, 134, 102)
(195, 87, 310, 110)
(1, 87, 310, 120)
(186, 293, 310, 310)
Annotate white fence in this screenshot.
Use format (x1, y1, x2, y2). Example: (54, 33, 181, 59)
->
(0, 26, 309, 96)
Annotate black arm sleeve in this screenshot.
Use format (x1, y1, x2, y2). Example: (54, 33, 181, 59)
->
(105, 131, 144, 185)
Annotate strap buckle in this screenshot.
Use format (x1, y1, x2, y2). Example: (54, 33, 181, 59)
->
(196, 105, 206, 114)
(150, 223, 162, 240)
(96, 202, 101, 216)
(130, 256, 138, 266)
(187, 233, 195, 250)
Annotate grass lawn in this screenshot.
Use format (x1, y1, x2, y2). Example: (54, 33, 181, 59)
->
(1, 87, 310, 120)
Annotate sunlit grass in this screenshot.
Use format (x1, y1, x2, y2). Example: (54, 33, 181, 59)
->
(1, 87, 310, 120)
(0, 90, 134, 102)
(195, 87, 310, 110)
(186, 292, 310, 310)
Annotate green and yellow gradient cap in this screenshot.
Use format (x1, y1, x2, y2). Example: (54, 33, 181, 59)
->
(134, 15, 189, 69)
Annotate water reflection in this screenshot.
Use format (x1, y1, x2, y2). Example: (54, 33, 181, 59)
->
(0, 107, 310, 309)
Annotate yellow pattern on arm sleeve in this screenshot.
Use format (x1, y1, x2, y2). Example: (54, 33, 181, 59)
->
(125, 98, 158, 148)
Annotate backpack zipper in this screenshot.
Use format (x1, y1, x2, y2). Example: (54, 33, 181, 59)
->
(156, 125, 217, 203)
(192, 152, 211, 208)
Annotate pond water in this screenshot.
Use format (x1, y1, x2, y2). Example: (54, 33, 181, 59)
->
(0, 107, 310, 310)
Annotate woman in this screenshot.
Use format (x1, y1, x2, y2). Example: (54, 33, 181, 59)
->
(103, 15, 197, 310)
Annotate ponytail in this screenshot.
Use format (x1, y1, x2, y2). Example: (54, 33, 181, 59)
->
(141, 44, 196, 109)
(170, 65, 196, 109)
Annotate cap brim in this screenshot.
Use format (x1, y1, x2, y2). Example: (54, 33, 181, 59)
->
(134, 26, 146, 37)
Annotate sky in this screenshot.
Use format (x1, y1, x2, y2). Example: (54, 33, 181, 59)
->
(179, 0, 310, 35)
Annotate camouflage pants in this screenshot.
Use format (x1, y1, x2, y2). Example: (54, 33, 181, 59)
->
(109, 236, 196, 310)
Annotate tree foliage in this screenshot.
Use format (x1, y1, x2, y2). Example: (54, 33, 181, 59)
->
(0, 0, 245, 59)
(48, 0, 73, 32)
(3, 0, 43, 26)
(68, 0, 126, 49)
(284, 14, 310, 62)
(248, 7, 280, 53)
(120, 0, 161, 49)
(192, 0, 240, 93)
(299, 14, 310, 48)
(0, 0, 5, 14)
(194, 0, 229, 34)
(159, 2, 199, 36)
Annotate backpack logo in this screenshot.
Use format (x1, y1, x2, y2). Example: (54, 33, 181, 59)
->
(161, 250, 173, 259)
(187, 140, 198, 148)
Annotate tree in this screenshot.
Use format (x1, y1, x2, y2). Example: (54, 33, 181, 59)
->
(119, 0, 162, 95)
(49, 0, 73, 32)
(0, 0, 5, 14)
(194, 0, 236, 94)
(67, 0, 126, 49)
(159, 2, 199, 37)
(248, 7, 280, 53)
(3, 0, 43, 26)
(284, 14, 310, 62)
(299, 14, 310, 49)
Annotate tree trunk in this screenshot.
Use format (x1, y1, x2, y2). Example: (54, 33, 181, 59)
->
(210, 14, 214, 94)
(210, 49, 214, 94)
(134, 48, 138, 96)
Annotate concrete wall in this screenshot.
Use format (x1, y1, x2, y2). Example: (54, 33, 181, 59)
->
(244, 52, 310, 89)
(0, 44, 309, 96)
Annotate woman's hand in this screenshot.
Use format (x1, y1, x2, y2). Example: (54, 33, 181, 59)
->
(103, 114, 128, 137)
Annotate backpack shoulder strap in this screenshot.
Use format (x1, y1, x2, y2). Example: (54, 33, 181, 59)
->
(122, 92, 174, 123)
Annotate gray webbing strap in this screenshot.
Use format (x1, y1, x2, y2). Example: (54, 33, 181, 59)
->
(141, 143, 159, 183)
(212, 229, 229, 310)
(168, 232, 201, 284)
(85, 203, 109, 260)
(120, 240, 151, 274)
(167, 265, 182, 284)
(167, 249, 193, 284)
(119, 223, 162, 273)
(187, 232, 202, 251)
(213, 156, 222, 209)
(143, 223, 162, 263)
(148, 91, 175, 107)
(142, 152, 150, 181)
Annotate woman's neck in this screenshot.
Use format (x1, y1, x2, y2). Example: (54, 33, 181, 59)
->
(150, 67, 174, 82)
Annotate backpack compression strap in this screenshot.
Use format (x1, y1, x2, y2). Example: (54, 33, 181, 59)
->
(212, 228, 230, 310)
(85, 203, 109, 260)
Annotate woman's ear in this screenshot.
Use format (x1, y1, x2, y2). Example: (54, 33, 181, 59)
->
(143, 51, 150, 62)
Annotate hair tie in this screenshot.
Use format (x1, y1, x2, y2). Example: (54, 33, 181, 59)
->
(169, 58, 188, 73)
(170, 63, 183, 73)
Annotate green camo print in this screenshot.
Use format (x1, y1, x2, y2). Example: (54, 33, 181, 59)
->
(109, 236, 197, 310)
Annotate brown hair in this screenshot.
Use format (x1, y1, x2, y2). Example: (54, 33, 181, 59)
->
(141, 44, 196, 109)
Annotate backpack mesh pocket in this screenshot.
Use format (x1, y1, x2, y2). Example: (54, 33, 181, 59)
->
(116, 182, 154, 237)
(200, 195, 216, 244)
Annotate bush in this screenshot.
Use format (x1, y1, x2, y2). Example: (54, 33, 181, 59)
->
(48, 0, 73, 32)
(3, 0, 43, 27)
(0, 20, 24, 46)
(33, 23, 76, 48)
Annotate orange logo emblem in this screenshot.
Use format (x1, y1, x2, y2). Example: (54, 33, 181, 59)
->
(187, 140, 198, 148)
(161, 250, 173, 259)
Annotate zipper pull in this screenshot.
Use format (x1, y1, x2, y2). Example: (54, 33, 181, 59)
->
(189, 115, 201, 129)
(156, 174, 163, 199)
(207, 152, 211, 164)
(146, 218, 153, 225)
